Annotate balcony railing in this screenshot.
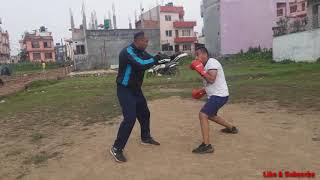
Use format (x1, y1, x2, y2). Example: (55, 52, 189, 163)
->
(173, 21, 197, 28)
(290, 11, 307, 18)
(174, 37, 197, 43)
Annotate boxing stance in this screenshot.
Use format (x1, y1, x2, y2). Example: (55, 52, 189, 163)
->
(190, 47, 238, 154)
(110, 31, 166, 163)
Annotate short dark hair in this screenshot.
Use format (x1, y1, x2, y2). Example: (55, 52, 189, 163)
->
(195, 46, 209, 56)
(134, 31, 145, 40)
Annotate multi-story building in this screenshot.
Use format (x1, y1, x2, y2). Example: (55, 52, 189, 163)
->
(275, 0, 307, 18)
(0, 21, 10, 63)
(273, 0, 320, 62)
(136, 2, 197, 54)
(20, 26, 55, 62)
(201, 0, 275, 56)
(273, 0, 308, 36)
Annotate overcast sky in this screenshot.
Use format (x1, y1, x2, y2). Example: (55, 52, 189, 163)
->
(0, 0, 203, 55)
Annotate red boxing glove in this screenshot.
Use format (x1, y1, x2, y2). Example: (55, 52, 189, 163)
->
(192, 88, 207, 100)
(190, 60, 209, 78)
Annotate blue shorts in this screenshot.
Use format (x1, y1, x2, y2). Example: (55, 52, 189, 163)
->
(201, 96, 229, 117)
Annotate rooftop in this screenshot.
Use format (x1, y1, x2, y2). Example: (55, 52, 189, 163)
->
(160, 4, 184, 17)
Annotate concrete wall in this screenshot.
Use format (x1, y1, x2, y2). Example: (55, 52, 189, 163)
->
(141, 6, 160, 21)
(72, 29, 85, 41)
(75, 29, 160, 71)
(273, 28, 320, 62)
(202, 0, 221, 56)
(220, 0, 274, 55)
(73, 55, 88, 71)
(136, 20, 160, 29)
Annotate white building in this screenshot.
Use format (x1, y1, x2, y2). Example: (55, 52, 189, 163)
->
(136, 2, 197, 54)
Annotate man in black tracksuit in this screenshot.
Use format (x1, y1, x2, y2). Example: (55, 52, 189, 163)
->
(110, 31, 164, 163)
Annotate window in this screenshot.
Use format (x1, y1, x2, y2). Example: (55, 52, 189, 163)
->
(290, 4, 297, 13)
(183, 44, 192, 51)
(277, 3, 286, 17)
(45, 53, 52, 59)
(76, 45, 86, 54)
(165, 15, 172, 21)
(165, 30, 172, 37)
(162, 44, 173, 51)
(182, 29, 191, 37)
(33, 52, 41, 60)
(44, 42, 51, 48)
(277, 9, 284, 17)
(277, 2, 286, 9)
(301, 2, 306, 11)
(175, 44, 180, 52)
(31, 41, 40, 48)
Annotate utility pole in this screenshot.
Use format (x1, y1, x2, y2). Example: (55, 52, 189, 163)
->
(112, 3, 117, 29)
(140, 2, 144, 28)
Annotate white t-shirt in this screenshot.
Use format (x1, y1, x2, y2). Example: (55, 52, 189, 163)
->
(203, 58, 229, 97)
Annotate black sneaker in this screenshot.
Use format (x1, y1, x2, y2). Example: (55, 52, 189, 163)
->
(110, 147, 127, 163)
(221, 126, 239, 134)
(141, 137, 160, 146)
(192, 143, 214, 154)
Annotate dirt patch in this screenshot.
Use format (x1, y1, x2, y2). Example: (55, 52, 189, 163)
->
(0, 68, 70, 98)
(0, 97, 319, 180)
(68, 70, 117, 77)
(159, 88, 185, 93)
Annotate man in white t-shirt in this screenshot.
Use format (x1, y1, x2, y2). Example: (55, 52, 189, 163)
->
(190, 47, 238, 154)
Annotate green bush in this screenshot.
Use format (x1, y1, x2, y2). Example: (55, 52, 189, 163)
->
(279, 59, 296, 64)
(221, 47, 273, 65)
(26, 80, 59, 89)
(179, 55, 194, 65)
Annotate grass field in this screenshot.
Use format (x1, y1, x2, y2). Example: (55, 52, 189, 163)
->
(1, 52, 319, 126)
